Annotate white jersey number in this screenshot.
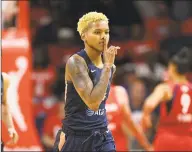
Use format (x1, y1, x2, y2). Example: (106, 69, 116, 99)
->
(178, 86, 192, 123)
(181, 93, 191, 114)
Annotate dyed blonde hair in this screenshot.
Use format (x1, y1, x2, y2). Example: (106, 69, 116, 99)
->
(77, 11, 109, 35)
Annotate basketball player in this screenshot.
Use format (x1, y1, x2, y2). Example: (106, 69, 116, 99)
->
(106, 84, 152, 151)
(54, 12, 120, 151)
(1, 73, 19, 149)
(141, 48, 192, 151)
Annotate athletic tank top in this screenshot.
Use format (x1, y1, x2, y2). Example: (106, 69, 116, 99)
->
(63, 49, 113, 131)
(159, 83, 192, 134)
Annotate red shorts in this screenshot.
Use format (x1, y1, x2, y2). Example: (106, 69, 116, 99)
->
(154, 131, 192, 151)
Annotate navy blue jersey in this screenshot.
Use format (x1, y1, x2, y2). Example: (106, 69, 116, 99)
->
(63, 49, 113, 131)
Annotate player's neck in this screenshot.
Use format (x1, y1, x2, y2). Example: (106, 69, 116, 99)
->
(84, 46, 103, 67)
(173, 75, 188, 84)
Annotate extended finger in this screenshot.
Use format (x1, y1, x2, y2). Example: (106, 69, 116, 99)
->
(104, 39, 108, 52)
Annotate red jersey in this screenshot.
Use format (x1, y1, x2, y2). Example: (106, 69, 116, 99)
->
(106, 86, 129, 151)
(154, 82, 192, 151)
(43, 114, 62, 139)
(159, 83, 192, 134)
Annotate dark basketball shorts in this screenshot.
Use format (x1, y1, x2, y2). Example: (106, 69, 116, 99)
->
(54, 128, 116, 152)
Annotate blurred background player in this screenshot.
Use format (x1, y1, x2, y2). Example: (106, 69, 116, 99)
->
(54, 12, 120, 151)
(42, 102, 65, 151)
(106, 83, 152, 151)
(142, 48, 192, 151)
(1, 73, 19, 150)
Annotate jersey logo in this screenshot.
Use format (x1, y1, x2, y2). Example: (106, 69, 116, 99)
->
(91, 69, 96, 73)
(86, 108, 105, 116)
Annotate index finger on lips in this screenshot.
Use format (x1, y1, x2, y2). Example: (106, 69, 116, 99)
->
(104, 39, 108, 52)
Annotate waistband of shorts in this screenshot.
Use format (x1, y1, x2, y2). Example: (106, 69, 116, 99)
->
(62, 126, 108, 136)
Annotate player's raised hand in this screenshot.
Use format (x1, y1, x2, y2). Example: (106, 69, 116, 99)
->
(103, 39, 120, 68)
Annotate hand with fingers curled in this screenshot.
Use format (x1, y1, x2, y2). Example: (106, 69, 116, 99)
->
(103, 42, 120, 68)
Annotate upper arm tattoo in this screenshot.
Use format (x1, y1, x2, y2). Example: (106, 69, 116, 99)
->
(66, 55, 93, 99)
(66, 54, 112, 109)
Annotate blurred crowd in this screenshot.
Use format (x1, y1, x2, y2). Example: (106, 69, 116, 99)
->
(2, 0, 192, 151)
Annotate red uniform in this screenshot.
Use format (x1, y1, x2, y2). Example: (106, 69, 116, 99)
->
(43, 114, 62, 139)
(154, 83, 192, 151)
(106, 86, 129, 151)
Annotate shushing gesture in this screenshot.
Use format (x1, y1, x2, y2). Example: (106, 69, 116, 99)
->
(103, 39, 120, 68)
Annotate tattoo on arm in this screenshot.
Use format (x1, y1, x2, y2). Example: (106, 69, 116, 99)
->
(66, 54, 111, 110)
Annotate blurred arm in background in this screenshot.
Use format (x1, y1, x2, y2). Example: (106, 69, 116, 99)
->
(2, 72, 19, 145)
(141, 83, 171, 129)
(116, 86, 153, 151)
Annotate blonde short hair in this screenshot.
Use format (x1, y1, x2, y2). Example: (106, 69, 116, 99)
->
(77, 11, 109, 35)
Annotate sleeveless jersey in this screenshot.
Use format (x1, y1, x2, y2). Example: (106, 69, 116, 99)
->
(106, 85, 128, 151)
(159, 83, 192, 134)
(63, 49, 113, 131)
